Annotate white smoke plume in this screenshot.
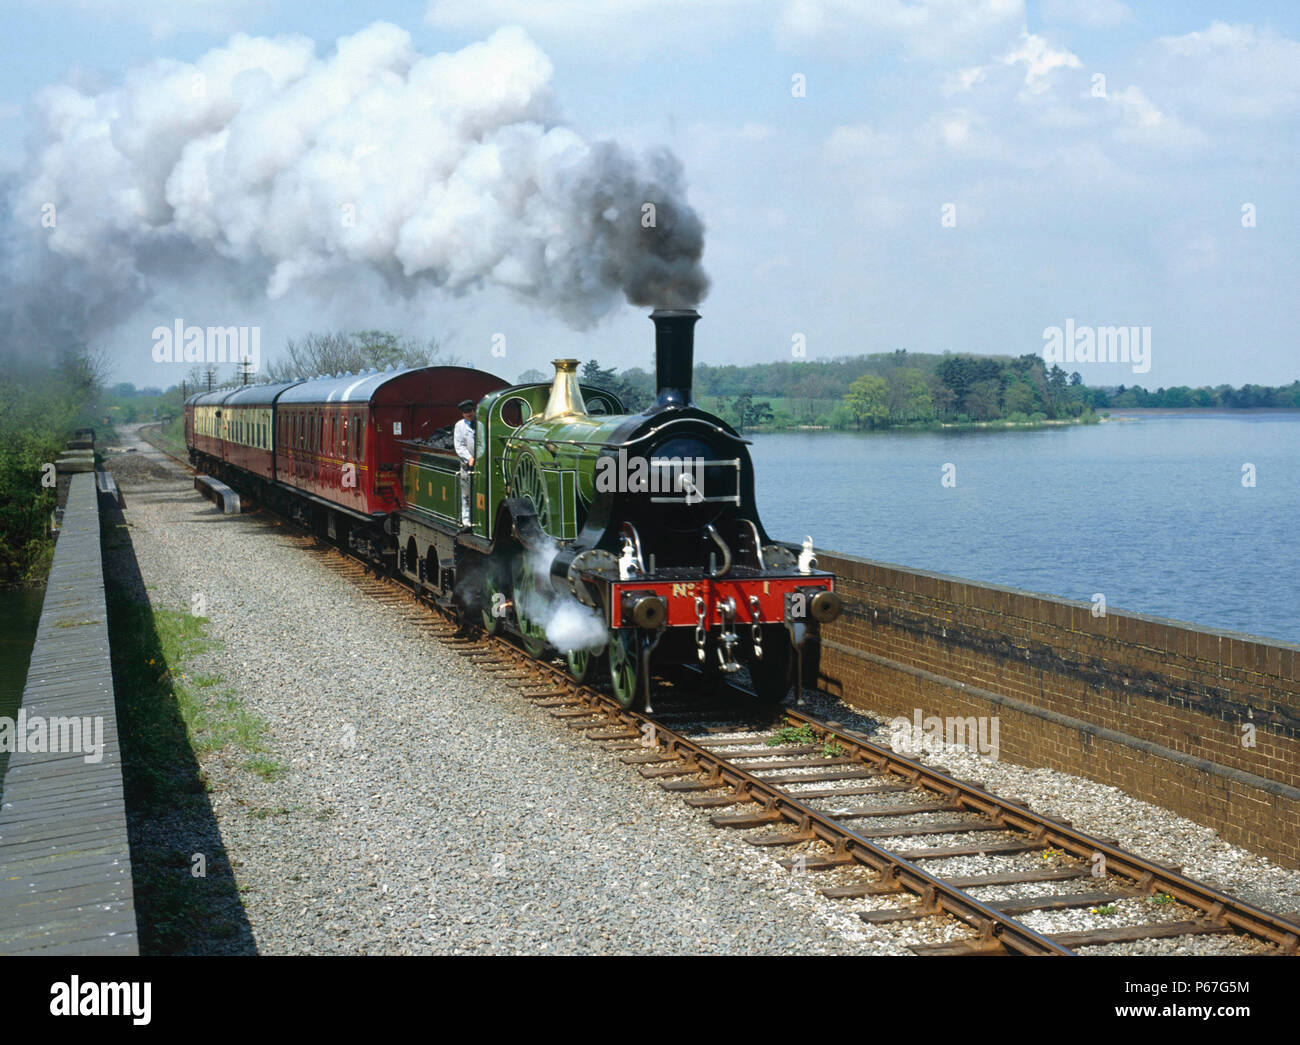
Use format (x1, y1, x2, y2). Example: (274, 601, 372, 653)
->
(1, 22, 708, 361)
(520, 541, 609, 653)
(543, 600, 609, 653)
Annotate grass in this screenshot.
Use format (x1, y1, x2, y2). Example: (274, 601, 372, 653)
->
(767, 720, 818, 747)
(108, 582, 285, 952)
(143, 414, 188, 460)
(110, 584, 288, 796)
(141, 604, 283, 777)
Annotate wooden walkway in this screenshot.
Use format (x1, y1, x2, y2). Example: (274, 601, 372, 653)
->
(0, 471, 137, 954)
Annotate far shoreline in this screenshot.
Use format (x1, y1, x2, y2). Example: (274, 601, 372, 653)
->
(742, 406, 1300, 435)
(1104, 406, 1300, 417)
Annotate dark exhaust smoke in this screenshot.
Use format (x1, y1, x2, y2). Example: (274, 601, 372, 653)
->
(650, 308, 699, 407)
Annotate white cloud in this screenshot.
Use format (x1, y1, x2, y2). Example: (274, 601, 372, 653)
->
(427, 0, 1025, 61)
(944, 66, 987, 95)
(426, 0, 753, 58)
(1109, 85, 1207, 148)
(919, 109, 1000, 156)
(774, 0, 1024, 60)
(1041, 0, 1132, 29)
(1151, 21, 1300, 121)
(33, 0, 269, 40)
(1000, 32, 1081, 94)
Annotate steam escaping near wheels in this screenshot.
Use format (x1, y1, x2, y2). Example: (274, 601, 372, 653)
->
(1, 22, 708, 364)
(516, 539, 608, 654)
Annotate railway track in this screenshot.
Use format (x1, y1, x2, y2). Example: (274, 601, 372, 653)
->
(301, 537, 1300, 956)
(141, 428, 1300, 956)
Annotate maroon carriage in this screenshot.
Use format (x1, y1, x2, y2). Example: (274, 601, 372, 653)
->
(274, 367, 508, 522)
(218, 380, 304, 480)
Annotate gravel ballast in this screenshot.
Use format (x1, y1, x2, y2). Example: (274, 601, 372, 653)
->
(105, 427, 1300, 955)
(109, 433, 882, 954)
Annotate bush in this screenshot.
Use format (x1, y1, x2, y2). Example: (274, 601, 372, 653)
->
(0, 354, 104, 587)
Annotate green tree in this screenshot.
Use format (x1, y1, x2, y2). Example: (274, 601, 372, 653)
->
(888, 368, 934, 422)
(845, 375, 890, 428)
(963, 379, 1002, 421)
(730, 391, 774, 432)
(1003, 379, 1037, 417)
(580, 360, 651, 412)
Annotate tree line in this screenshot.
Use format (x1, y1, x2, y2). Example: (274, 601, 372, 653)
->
(110, 334, 1300, 440)
(573, 350, 1300, 432)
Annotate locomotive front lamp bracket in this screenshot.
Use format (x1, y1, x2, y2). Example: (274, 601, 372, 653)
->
(704, 524, 732, 577)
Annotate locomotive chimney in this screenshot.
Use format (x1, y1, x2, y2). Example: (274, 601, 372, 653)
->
(650, 308, 699, 408)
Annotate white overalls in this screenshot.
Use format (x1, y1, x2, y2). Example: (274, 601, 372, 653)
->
(453, 417, 475, 525)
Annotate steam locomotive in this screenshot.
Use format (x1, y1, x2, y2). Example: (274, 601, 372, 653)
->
(185, 309, 841, 711)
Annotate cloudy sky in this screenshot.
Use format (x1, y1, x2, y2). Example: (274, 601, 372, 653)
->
(2, 1, 1297, 389)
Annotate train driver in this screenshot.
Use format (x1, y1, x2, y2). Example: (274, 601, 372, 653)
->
(454, 399, 476, 526)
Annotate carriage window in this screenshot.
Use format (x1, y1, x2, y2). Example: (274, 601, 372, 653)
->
(353, 413, 361, 460)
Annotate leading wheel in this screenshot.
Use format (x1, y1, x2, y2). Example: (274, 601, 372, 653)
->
(608, 630, 641, 709)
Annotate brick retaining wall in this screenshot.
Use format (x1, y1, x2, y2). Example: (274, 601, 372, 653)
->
(814, 550, 1300, 868)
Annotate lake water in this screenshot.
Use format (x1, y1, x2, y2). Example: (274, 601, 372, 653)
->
(750, 412, 1300, 645)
